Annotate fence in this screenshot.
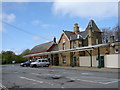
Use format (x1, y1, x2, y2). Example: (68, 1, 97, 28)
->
(79, 54, 120, 68)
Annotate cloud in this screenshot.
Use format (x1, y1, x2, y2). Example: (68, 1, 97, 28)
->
(32, 35, 41, 41)
(79, 27, 85, 31)
(32, 20, 41, 25)
(0, 13, 16, 33)
(3, 13, 16, 23)
(52, 1, 118, 19)
(32, 20, 57, 28)
(41, 24, 56, 28)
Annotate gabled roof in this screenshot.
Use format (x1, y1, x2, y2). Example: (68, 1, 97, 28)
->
(51, 44, 58, 51)
(64, 31, 75, 40)
(85, 20, 102, 32)
(28, 41, 55, 54)
(58, 20, 101, 42)
(78, 31, 88, 39)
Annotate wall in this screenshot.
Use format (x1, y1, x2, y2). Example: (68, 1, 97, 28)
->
(58, 34, 70, 50)
(79, 56, 98, 67)
(59, 52, 71, 66)
(104, 54, 120, 68)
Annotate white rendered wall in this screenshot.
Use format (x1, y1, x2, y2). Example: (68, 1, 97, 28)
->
(79, 56, 98, 67)
(105, 54, 120, 68)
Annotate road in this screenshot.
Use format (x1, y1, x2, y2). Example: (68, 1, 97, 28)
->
(1, 64, 120, 89)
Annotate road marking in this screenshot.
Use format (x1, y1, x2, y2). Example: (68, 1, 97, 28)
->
(0, 83, 7, 89)
(81, 73, 93, 75)
(102, 80, 120, 84)
(67, 77, 119, 85)
(20, 76, 43, 83)
(30, 73, 53, 76)
(20, 76, 55, 86)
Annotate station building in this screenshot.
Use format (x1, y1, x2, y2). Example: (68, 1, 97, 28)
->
(24, 20, 120, 68)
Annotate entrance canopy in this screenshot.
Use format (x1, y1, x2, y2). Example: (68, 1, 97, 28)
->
(23, 44, 108, 58)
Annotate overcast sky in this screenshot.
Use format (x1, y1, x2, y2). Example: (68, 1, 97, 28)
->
(1, 1, 118, 54)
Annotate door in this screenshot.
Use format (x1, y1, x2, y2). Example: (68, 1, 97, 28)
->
(101, 56, 104, 67)
(54, 57, 59, 66)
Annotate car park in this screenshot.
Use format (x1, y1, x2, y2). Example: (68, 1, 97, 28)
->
(30, 59, 50, 67)
(20, 61, 33, 67)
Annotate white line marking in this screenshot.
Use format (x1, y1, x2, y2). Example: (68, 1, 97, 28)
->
(80, 76, 117, 80)
(30, 73, 53, 76)
(20, 76, 43, 83)
(67, 77, 119, 85)
(20, 76, 55, 86)
(81, 73, 93, 75)
(102, 80, 120, 84)
(0, 83, 7, 89)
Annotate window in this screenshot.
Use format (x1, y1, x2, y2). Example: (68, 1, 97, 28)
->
(96, 39, 98, 44)
(62, 43, 65, 50)
(73, 41, 76, 48)
(62, 56, 66, 64)
(39, 60, 41, 62)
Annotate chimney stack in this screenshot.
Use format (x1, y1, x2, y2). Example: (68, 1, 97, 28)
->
(74, 23, 79, 33)
(53, 37, 56, 44)
(88, 25, 93, 46)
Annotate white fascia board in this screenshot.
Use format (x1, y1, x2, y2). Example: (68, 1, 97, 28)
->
(23, 43, 109, 58)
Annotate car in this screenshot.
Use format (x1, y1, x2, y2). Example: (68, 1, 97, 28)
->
(20, 61, 33, 67)
(30, 59, 50, 67)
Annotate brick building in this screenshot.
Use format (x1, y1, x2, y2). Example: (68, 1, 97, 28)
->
(24, 20, 120, 68)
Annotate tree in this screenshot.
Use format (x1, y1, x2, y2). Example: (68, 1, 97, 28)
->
(1, 49, 30, 64)
(2, 51, 15, 64)
(20, 49, 30, 56)
(112, 25, 120, 42)
(101, 25, 120, 43)
(102, 27, 113, 43)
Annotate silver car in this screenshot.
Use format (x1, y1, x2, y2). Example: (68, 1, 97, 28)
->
(30, 59, 50, 67)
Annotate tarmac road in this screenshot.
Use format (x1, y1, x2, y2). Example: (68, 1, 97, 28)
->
(1, 64, 120, 89)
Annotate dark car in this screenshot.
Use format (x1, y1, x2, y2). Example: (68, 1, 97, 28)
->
(20, 61, 33, 67)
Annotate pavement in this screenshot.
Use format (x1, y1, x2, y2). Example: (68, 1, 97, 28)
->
(1, 64, 120, 89)
(50, 66, 120, 73)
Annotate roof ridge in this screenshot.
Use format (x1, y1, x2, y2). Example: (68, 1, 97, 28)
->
(36, 41, 53, 47)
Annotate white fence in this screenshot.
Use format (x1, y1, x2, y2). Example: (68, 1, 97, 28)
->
(79, 54, 120, 68)
(104, 54, 120, 68)
(79, 56, 98, 67)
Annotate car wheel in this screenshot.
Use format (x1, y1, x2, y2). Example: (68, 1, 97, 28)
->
(33, 64, 37, 68)
(46, 64, 49, 67)
(24, 65, 27, 67)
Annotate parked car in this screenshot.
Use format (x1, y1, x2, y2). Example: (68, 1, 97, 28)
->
(20, 61, 33, 67)
(30, 59, 50, 67)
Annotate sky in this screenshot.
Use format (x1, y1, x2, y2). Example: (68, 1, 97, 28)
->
(1, 1, 118, 54)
